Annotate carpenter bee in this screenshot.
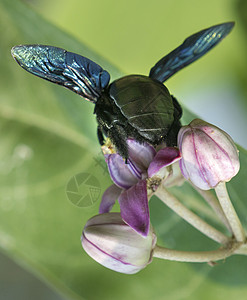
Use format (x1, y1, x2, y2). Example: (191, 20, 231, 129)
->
(11, 22, 234, 159)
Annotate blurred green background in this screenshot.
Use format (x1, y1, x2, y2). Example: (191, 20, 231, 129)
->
(1, 0, 247, 300)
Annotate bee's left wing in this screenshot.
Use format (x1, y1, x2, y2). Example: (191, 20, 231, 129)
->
(149, 22, 234, 83)
(11, 45, 110, 103)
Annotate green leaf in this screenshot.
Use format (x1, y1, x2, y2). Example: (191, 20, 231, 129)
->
(1, 1, 247, 300)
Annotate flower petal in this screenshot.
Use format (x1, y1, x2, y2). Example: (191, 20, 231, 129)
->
(107, 154, 139, 189)
(118, 180, 149, 236)
(148, 147, 181, 178)
(99, 184, 122, 214)
(127, 139, 156, 170)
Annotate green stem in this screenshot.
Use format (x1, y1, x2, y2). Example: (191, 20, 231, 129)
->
(155, 184, 229, 245)
(235, 244, 247, 255)
(215, 182, 246, 242)
(192, 184, 232, 233)
(153, 242, 240, 262)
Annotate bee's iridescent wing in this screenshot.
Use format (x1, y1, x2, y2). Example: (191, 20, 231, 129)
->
(11, 45, 110, 102)
(149, 22, 234, 83)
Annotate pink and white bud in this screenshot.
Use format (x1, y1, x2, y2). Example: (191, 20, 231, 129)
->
(82, 213, 157, 274)
(178, 119, 240, 190)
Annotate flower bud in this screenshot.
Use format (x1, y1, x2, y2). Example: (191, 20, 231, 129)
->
(178, 119, 240, 190)
(82, 213, 157, 274)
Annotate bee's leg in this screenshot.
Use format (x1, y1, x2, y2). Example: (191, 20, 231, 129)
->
(171, 95, 183, 119)
(107, 123, 129, 160)
(165, 96, 182, 147)
(166, 120, 181, 147)
(95, 107, 129, 159)
(97, 126, 105, 145)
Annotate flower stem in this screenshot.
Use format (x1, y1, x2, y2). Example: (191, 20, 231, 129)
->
(192, 184, 232, 233)
(155, 184, 229, 244)
(215, 182, 246, 242)
(153, 242, 240, 262)
(235, 244, 247, 255)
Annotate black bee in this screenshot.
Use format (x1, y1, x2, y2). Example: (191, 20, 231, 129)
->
(11, 22, 234, 159)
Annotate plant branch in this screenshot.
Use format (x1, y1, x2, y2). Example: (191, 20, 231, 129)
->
(215, 182, 246, 242)
(235, 243, 247, 255)
(153, 242, 240, 262)
(155, 184, 229, 244)
(192, 184, 232, 233)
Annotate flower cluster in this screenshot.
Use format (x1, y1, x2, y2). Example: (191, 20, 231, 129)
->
(81, 119, 245, 274)
(99, 139, 181, 236)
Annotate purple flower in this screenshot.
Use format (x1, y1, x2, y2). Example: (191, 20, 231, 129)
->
(99, 139, 181, 236)
(178, 119, 240, 190)
(148, 147, 183, 186)
(82, 212, 157, 274)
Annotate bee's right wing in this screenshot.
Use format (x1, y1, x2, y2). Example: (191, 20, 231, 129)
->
(11, 45, 110, 103)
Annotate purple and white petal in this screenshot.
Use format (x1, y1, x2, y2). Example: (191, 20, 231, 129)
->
(148, 147, 181, 178)
(99, 184, 122, 214)
(127, 158, 142, 180)
(127, 139, 156, 171)
(107, 154, 139, 189)
(118, 180, 149, 237)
